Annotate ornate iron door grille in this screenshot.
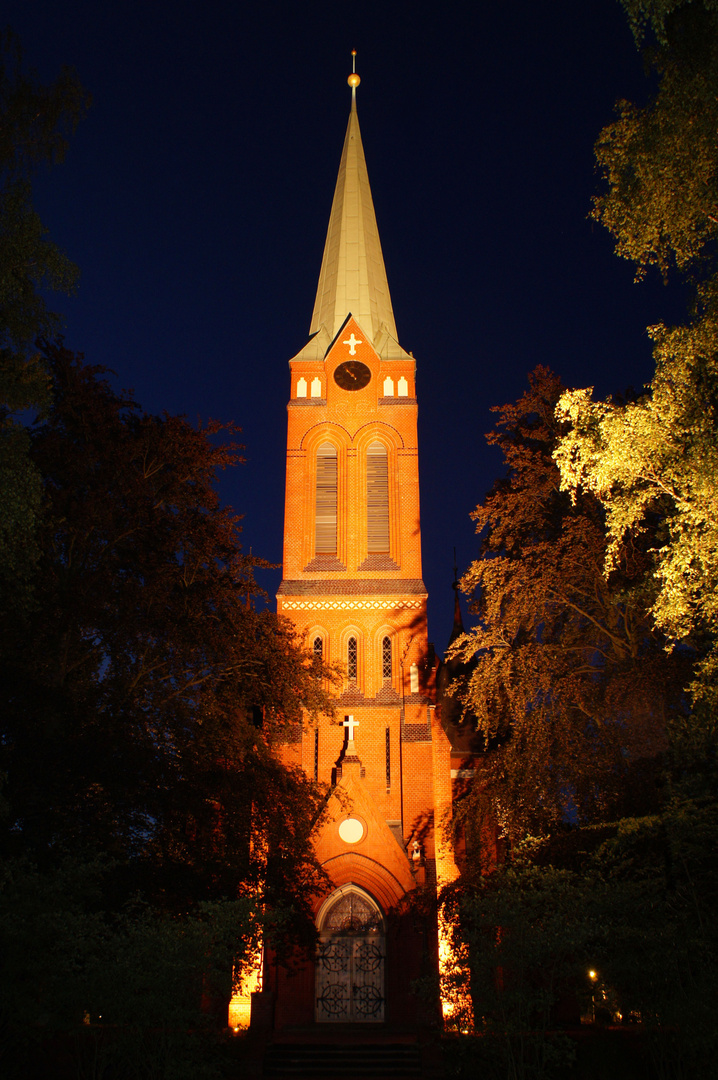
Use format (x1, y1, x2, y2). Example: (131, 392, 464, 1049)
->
(315, 892, 385, 1022)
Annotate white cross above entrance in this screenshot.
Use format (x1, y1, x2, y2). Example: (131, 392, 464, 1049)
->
(343, 715, 359, 741)
(343, 333, 362, 355)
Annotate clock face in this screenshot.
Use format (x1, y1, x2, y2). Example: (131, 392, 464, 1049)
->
(334, 360, 371, 391)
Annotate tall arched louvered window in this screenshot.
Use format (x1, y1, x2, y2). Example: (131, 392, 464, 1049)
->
(382, 636, 392, 681)
(315, 443, 338, 554)
(347, 636, 358, 681)
(367, 441, 389, 553)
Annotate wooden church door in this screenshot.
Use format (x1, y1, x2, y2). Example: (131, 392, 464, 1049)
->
(315, 887, 385, 1022)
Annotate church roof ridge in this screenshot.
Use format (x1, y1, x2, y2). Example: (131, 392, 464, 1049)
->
(309, 57, 398, 346)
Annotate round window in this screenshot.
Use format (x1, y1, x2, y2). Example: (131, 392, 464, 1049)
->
(338, 817, 365, 844)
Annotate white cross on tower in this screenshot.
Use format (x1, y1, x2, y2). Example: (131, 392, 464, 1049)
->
(343, 332, 362, 355)
(343, 714, 359, 743)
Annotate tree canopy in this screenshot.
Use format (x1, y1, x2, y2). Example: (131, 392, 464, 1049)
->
(0, 37, 340, 1075)
(442, 794, 718, 1078)
(554, 0, 718, 706)
(450, 367, 687, 844)
(0, 30, 90, 613)
(0, 27, 89, 412)
(0, 345, 336, 913)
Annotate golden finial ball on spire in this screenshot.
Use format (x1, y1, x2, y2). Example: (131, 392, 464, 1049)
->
(348, 48, 360, 88)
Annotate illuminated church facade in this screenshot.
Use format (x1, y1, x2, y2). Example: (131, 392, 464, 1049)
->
(234, 59, 468, 1032)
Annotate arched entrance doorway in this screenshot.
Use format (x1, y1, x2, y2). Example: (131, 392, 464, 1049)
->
(315, 885, 385, 1023)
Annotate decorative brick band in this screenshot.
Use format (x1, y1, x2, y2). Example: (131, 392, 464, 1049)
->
(277, 578, 427, 596)
(402, 723, 431, 742)
(280, 598, 425, 612)
(403, 693, 432, 706)
(334, 686, 403, 707)
(337, 688, 367, 706)
(378, 397, 417, 406)
(357, 554, 400, 571)
(303, 555, 346, 572)
(288, 399, 327, 407)
(373, 686, 402, 705)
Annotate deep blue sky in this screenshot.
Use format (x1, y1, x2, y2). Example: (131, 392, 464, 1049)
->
(7, 0, 682, 650)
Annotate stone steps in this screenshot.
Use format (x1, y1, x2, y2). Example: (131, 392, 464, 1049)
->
(263, 1041, 422, 1078)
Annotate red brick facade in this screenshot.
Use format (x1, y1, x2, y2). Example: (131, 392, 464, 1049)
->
(261, 84, 459, 1031)
(269, 307, 452, 1029)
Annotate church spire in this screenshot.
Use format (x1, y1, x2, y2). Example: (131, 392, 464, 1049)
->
(448, 552, 465, 647)
(309, 53, 398, 345)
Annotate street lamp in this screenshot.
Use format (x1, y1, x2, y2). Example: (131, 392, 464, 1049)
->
(588, 969, 597, 1023)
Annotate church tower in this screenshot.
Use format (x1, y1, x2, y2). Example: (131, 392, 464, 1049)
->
(269, 57, 452, 1031)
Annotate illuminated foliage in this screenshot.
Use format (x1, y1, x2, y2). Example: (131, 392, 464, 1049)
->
(590, 11, 718, 283)
(555, 0, 718, 705)
(620, 0, 718, 46)
(556, 317, 718, 701)
(452, 368, 686, 841)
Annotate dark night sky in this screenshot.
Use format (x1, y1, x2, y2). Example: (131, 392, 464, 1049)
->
(6, 0, 684, 649)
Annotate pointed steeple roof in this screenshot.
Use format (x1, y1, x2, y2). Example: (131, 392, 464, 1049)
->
(309, 65, 398, 347)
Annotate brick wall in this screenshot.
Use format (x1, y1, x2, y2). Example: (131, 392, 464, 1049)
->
(272, 315, 443, 1030)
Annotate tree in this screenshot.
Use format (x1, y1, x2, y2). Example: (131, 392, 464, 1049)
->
(451, 368, 687, 844)
(0, 30, 89, 608)
(442, 799, 718, 1080)
(0, 856, 275, 1079)
(442, 864, 589, 1079)
(589, 2, 718, 287)
(586, 801, 718, 1078)
(0, 28, 88, 409)
(554, 0, 718, 706)
(0, 345, 336, 918)
(441, 11, 718, 1068)
(555, 321, 718, 704)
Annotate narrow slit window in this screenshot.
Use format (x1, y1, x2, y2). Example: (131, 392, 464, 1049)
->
(382, 636, 392, 680)
(347, 636, 357, 681)
(314, 727, 319, 783)
(385, 727, 391, 790)
(315, 443, 337, 553)
(367, 441, 389, 553)
(313, 636, 323, 678)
